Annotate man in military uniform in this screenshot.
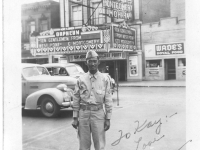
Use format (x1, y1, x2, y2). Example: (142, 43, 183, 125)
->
(72, 50, 113, 150)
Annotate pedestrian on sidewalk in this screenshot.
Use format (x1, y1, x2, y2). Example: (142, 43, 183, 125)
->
(72, 50, 113, 150)
(105, 66, 109, 74)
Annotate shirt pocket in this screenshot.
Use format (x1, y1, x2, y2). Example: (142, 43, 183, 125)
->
(95, 89, 105, 102)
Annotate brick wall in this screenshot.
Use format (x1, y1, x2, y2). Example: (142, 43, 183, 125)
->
(142, 17, 185, 44)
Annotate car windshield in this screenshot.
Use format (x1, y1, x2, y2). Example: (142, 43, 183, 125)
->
(65, 65, 84, 75)
(22, 66, 49, 77)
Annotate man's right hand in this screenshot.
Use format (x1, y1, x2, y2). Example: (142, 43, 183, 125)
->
(72, 118, 79, 129)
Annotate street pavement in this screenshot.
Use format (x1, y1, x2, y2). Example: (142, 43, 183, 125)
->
(118, 80, 186, 87)
(22, 86, 186, 150)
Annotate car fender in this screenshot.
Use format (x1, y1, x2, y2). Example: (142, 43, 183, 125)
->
(24, 88, 64, 110)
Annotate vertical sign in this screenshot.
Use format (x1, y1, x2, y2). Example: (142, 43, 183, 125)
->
(103, 0, 132, 20)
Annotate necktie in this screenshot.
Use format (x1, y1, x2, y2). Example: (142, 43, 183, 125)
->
(91, 75, 95, 82)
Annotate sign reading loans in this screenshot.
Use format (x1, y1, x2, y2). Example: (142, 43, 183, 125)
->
(155, 43, 184, 55)
(103, 0, 132, 19)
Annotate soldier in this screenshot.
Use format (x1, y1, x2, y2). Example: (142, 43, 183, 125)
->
(72, 50, 113, 150)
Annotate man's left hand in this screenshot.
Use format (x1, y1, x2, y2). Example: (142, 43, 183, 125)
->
(104, 119, 110, 131)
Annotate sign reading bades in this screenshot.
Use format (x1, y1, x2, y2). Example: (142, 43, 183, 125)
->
(155, 43, 184, 55)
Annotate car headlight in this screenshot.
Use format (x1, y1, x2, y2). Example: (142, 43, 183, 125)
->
(57, 84, 68, 92)
(63, 92, 71, 102)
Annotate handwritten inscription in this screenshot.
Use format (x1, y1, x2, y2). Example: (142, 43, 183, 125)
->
(134, 118, 162, 135)
(178, 140, 192, 150)
(111, 112, 182, 150)
(111, 130, 131, 146)
(135, 135, 165, 150)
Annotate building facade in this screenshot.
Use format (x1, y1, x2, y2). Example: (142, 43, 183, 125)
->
(55, 0, 142, 81)
(142, 0, 185, 80)
(27, 0, 185, 81)
(32, 0, 144, 81)
(21, 0, 60, 64)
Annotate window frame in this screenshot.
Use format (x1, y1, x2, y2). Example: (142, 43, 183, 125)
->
(146, 59, 162, 68)
(178, 58, 186, 67)
(26, 20, 36, 39)
(39, 19, 49, 32)
(91, 2, 106, 25)
(71, 4, 83, 27)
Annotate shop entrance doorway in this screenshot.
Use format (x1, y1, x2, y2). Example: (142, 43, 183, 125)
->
(115, 60, 126, 81)
(164, 59, 176, 80)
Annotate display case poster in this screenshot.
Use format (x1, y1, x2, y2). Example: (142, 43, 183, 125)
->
(129, 56, 138, 76)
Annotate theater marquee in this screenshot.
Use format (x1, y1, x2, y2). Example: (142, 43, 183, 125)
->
(110, 22, 136, 51)
(30, 23, 137, 56)
(30, 26, 107, 56)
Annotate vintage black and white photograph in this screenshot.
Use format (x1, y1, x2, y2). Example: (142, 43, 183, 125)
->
(2, 0, 200, 150)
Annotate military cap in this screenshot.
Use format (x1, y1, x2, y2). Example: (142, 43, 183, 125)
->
(85, 50, 98, 60)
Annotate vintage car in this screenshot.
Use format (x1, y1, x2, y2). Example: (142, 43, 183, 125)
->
(22, 63, 76, 117)
(43, 63, 116, 94)
(43, 63, 85, 79)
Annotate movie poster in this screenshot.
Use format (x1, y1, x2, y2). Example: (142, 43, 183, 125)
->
(129, 56, 138, 76)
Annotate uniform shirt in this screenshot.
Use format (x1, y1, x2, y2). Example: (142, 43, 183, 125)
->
(73, 71, 113, 119)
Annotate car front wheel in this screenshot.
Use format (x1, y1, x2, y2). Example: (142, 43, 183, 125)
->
(40, 96, 60, 118)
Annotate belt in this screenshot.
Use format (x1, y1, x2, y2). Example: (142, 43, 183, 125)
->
(80, 104, 103, 111)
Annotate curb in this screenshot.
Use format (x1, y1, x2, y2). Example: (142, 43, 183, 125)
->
(118, 85, 186, 87)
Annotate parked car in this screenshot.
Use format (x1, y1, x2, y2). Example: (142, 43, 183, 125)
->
(43, 63, 116, 93)
(43, 63, 85, 79)
(21, 63, 76, 117)
(45, 63, 117, 94)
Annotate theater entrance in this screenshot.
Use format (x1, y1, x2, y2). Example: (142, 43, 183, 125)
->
(98, 60, 126, 81)
(75, 60, 127, 81)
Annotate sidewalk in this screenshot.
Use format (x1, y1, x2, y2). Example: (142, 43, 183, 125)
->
(118, 80, 186, 87)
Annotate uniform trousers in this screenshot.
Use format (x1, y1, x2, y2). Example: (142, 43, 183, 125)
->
(78, 108, 106, 150)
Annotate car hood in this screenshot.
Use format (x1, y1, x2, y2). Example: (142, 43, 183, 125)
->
(69, 72, 84, 78)
(25, 75, 77, 84)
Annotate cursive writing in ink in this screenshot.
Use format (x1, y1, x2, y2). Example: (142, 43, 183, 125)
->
(169, 112, 177, 118)
(142, 135, 165, 150)
(134, 118, 162, 134)
(135, 137, 142, 150)
(111, 130, 131, 146)
(178, 140, 192, 150)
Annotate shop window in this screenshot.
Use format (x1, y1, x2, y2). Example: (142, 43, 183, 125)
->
(26, 21, 36, 39)
(92, 2, 105, 25)
(146, 60, 162, 68)
(28, 21, 36, 34)
(40, 20, 48, 32)
(178, 58, 186, 67)
(71, 5, 82, 26)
